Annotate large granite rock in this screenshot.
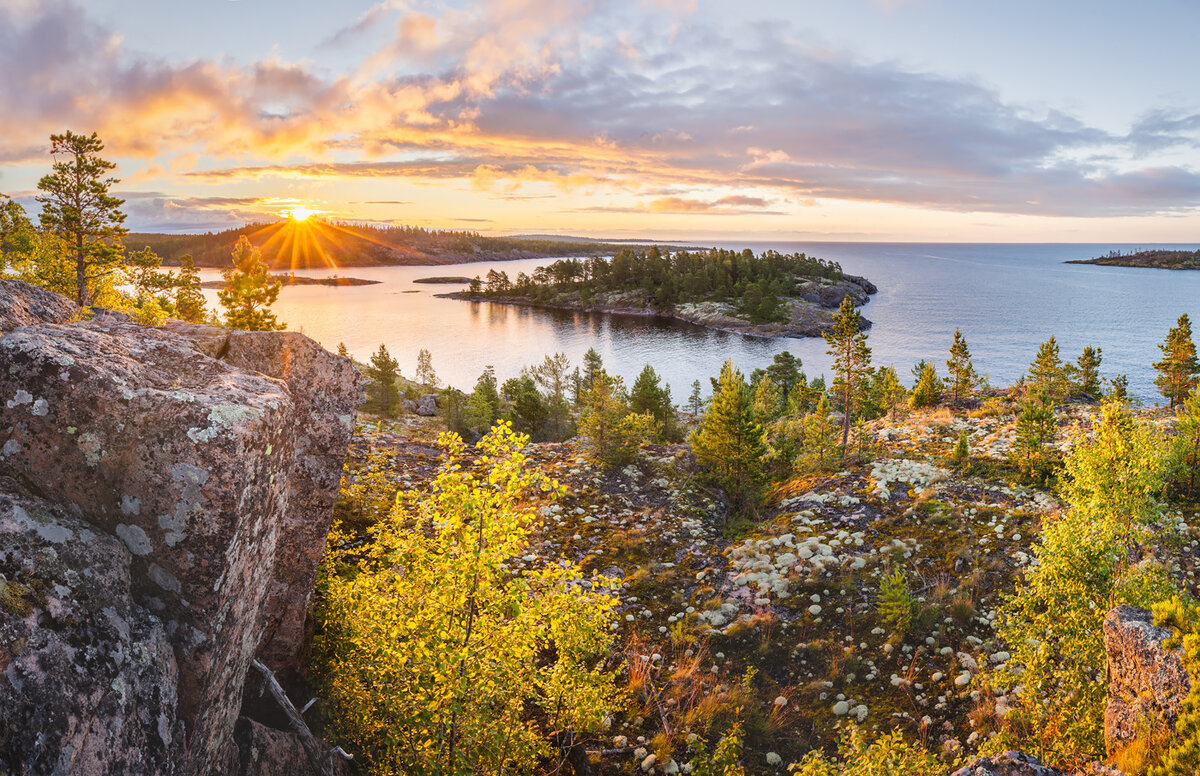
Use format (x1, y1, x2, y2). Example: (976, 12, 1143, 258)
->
(163, 323, 361, 675)
(950, 752, 1124, 776)
(1103, 604, 1191, 756)
(0, 281, 360, 775)
(951, 751, 1064, 776)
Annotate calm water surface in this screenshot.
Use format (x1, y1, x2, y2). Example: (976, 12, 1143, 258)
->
(199, 242, 1200, 402)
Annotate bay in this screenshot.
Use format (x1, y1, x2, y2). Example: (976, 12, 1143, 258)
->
(200, 242, 1200, 402)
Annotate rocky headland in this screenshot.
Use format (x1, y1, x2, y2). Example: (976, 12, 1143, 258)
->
(441, 274, 878, 338)
(0, 279, 361, 775)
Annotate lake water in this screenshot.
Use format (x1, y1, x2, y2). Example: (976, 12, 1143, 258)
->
(199, 242, 1200, 403)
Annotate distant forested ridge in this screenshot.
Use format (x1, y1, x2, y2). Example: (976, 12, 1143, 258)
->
(445, 246, 877, 338)
(126, 220, 641, 269)
(1068, 248, 1200, 270)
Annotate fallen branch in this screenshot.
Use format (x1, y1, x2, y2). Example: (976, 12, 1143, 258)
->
(250, 659, 353, 776)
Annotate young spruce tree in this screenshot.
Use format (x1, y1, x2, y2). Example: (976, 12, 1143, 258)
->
(945, 328, 978, 401)
(691, 360, 769, 519)
(365, 344, 401, 416)
(1075, 346, 1103, 398)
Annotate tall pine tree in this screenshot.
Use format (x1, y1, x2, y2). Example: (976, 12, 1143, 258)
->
(36, 131, 128, 307)
(823, 295, 873, 456)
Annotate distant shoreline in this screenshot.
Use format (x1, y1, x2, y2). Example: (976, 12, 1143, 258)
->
(1067, 249, 1200, 270)
(200, 275, 380, 289)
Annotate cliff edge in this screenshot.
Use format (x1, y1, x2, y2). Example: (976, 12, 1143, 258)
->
(0, 280, 361, 775)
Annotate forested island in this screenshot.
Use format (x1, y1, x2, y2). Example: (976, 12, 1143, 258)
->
(1068, 248, 1200, 269)
(442, 246, 878, 338)
(129, 221, 644, 269)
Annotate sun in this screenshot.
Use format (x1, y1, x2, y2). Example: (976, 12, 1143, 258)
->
(288, 207, 317, 222)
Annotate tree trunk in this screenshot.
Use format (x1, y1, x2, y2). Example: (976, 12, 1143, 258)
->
(75, 234, 87, 307)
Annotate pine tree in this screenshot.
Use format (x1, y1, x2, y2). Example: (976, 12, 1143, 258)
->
(1012, 391, 1057, 481)
(1075, 346, 1103, 398)
(532, 352, 573, 441)
(751, 376, 783, 425)
(823, 295, 873, 457)
(690, 360, 769, 518)
(1174, 389, 1200, 494)
(36, 131, 128, 307)
(582, 347, 604, 396)
(123, 246, 175, 325)
(765, 351, 804, 402)
(579, 372, 652, 468)
(1028, 336, 1067, 400)
(687, 379, 705, 416)
(628, 364, 677, 442)
(874, 366, 907, 418)
(218, 236, 283, 331)
(467, 366, 502, 433)
(945, 329, 978, 401)
(909, 362, 941, 409)
(337, 342, 350, 358)
(1153, 314, 1200, 407)
(501, 375, 548, 439)
(174, 255, 207, 323)
(365, 344, 401, 416)
(794, 394, 840, 472)
(415, 348, 439, 387)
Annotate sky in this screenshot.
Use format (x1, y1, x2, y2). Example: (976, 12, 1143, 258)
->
(2, 0, 1200, 241)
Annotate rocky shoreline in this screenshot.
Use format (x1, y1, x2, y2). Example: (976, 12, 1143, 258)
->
(439, 275, 877, 339)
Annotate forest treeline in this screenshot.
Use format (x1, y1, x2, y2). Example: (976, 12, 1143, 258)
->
(129, 221, 639, 268)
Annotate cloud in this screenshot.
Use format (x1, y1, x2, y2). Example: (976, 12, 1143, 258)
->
(572, 194, 785, 216)
(4, 0, 1200, 225)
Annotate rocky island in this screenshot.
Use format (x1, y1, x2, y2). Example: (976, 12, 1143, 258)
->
(1067, 249, 1200, 270)
(440, 247, 877, 338)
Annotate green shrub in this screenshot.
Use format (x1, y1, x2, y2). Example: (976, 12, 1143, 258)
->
(878, 567, 916, 641)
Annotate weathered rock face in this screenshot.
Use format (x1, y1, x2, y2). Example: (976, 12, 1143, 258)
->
(0, 279, 76, 331)
(163, 323, 362, 675)
(0, 281, 360, 775)
(0, 482, 184, 774)
(1103, 604, 1191, 756)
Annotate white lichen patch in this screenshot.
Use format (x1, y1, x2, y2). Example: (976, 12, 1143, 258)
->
(187, 402, 263, 443)
(115, 523, 153, 555)
(6, 389, 33, 408)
